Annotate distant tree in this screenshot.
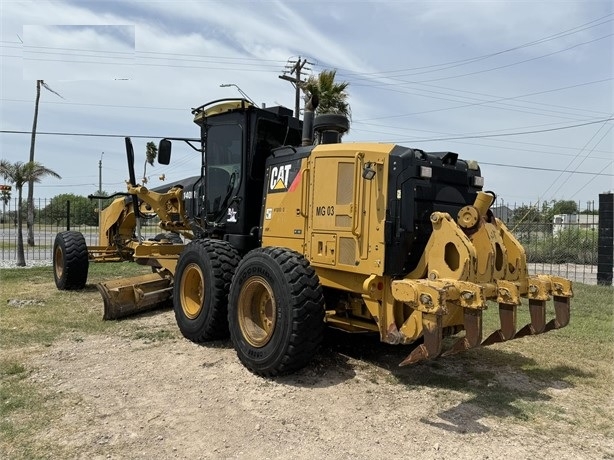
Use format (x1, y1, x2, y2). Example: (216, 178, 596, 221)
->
(512, 205, 542, 224)
(0, 160, 61, 266)
(0, 189, 10, 205)
(510, 204, 547, 238)
(301, 69, 351, 119)
(0, 188, 10, 224)
(41, 193, 101, 226)
(548, 200, 578, 219)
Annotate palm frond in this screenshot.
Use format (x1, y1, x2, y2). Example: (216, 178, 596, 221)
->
(145, 142, 158, 166)
(299, 68, 351, 120)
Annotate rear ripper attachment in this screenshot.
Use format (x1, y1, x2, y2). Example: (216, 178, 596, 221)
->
(388, 191, 573, 365)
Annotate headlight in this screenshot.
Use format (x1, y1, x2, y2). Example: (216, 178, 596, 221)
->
(473, 176, 484, 187)
(420, 166, 432, 179)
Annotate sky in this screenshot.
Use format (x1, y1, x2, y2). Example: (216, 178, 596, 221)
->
(0, 0, 612, 209)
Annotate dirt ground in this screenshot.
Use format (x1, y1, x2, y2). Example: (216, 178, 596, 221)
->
(20, 308, 611, 460)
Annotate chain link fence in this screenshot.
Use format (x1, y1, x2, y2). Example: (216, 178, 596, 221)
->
(1, 196, 611, 285)
(0, 197, 160, 262)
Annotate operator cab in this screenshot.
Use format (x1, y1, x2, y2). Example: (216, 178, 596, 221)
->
(159, 98, 302, 251)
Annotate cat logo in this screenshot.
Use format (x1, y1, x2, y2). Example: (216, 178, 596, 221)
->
(269, 164, 292, 191)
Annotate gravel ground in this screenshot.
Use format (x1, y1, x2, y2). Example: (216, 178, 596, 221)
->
(0, 259, 54, 269)
(24, 312, 613, 460)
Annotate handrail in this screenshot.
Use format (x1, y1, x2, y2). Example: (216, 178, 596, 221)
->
(352, 152, 364, 238)
(300, 168, 310, 218)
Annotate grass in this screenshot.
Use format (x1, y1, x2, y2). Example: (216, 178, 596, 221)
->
(321, 281, 613, 438)
(0, 262, 175, 459)
(0, 357, 49, 458)
(0, 263, 157, 349)
(391, 282, 614, 435)
(0, 243, 53, 250)
(0, 262, 612, 456)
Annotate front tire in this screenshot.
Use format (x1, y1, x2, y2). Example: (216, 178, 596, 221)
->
(173, 239, 240, 342)
(228, 247, 325, 376)
(53, 231, 89, 290)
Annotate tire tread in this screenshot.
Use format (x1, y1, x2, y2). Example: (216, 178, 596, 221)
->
(231, 247, 325, 376)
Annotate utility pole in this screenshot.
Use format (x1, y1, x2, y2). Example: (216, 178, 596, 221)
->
(98, 152, 104, 227)
(279, 56, 311, 118)
(27, 80, 64, 246)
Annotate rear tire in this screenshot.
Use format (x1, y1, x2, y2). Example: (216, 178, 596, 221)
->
(53, 231, 89, 290)
(173, 239, 240, 342)
(228, 247, 325, 376)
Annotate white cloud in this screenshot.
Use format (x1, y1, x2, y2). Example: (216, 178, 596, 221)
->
(0, 0, 611, 203)
(23, 25, 136, 80)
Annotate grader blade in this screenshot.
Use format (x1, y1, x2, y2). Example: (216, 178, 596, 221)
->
(98, 272, 173, 320)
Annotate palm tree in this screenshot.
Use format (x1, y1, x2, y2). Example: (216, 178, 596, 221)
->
(0, 160, 61, 266)
(0, 187, 10, 225)
(141, 141, 158, 184)
(301, 69, 351, 119)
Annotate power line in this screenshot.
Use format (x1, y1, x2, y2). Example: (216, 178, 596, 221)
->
(480, 161, 613, 176)
(350, 126, 614, 159)
(10, 29, 607, 82)
(3, 117, 612, 144)
(322, 13, 614, 80)
(2, 42, 288, 64)
(0, 98, 188, 112)
(4, 11, 611, 80)
(4, 76, 609, 124)
(543, 118, 614, 198)
(9, 55, 284, 72)
(390, 118, 614, 143)
(0, 130, 162, 139)
(2, 127, 613, 179)
(354, 77, 613, 123)
(570, 161, 614, 198)
(12, 30, 606, 80)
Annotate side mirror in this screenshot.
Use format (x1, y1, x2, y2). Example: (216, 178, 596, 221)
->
(158, 139, 172, 165)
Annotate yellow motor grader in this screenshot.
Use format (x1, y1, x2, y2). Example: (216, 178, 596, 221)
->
(52, 137, 193, 319)
(53, 98, 573, 375)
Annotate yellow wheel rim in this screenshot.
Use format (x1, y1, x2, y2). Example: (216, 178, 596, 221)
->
(54, 246, 64, 279)
(180, 263, 205, 319)
(238, 276, 276, 348)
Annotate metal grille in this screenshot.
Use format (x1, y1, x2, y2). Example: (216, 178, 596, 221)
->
(336, 162, 353, 205)
(338, 237, 356, 265)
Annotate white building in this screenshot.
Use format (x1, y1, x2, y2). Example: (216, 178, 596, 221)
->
(552, 214, 599, 235)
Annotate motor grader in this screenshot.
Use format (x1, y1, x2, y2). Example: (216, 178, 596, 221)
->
(53, 97, 573, 376)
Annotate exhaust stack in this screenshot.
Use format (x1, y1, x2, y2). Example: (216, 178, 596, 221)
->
(301, 95, 319, 146)
(314, 114, 350, 144)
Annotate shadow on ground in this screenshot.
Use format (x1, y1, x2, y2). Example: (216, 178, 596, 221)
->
(312, 328, 594, 433)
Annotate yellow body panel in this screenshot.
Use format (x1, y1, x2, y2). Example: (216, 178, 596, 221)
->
(262, 143, 392, 287)
(263, 145, 572, 363)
